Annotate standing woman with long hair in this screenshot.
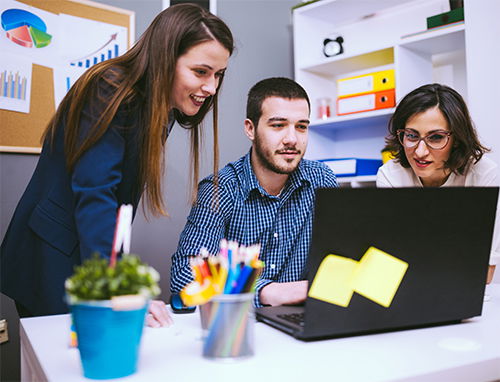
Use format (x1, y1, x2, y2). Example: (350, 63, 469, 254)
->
(0, 4, 234, 325)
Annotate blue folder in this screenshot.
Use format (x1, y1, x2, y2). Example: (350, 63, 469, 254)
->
(319, 158, 383, 177)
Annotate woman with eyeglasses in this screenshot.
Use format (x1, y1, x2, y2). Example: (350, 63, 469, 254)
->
(376, 83, 499, 283)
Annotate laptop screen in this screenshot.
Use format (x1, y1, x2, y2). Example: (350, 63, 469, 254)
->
(300, 187, 498, 339)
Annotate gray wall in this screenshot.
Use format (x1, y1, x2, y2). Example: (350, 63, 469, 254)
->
(0, 154, 38, 382)
(0, 1, 296, 380)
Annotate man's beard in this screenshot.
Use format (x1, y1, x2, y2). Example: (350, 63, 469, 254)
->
(253, 134, 302, 175)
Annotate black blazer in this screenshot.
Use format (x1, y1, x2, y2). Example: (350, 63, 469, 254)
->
(0, 82, 170, 316)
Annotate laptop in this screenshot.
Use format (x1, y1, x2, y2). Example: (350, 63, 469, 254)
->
(256, 187, 499, 341)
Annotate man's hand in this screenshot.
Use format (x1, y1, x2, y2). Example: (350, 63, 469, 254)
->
(259, 280, 308, 306)
(146, 300, 174, 328)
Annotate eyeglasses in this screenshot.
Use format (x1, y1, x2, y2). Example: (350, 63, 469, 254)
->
(397, 129, 452, 150)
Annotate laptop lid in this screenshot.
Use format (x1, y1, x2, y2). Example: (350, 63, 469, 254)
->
(256, 187, 498, 341)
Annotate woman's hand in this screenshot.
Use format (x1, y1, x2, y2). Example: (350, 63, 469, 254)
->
(486, 265, 496, 284)
(146, 300, 174, 328)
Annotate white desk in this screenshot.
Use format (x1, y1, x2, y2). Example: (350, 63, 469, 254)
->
(21, 285, 500, 382)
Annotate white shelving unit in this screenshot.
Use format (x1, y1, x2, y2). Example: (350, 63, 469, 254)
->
(336, 175, 377, 188)
(293, 0, 500, 187)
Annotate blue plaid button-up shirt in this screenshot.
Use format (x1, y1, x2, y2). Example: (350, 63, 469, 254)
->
(170, 151, 338, 307)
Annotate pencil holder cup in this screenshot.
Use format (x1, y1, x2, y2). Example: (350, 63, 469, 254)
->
(199, 301, 214, 339)
(70, 300, 147, 379)
(202, 293, 255, 360)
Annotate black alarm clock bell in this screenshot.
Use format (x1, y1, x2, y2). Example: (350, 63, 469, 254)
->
(323, 35, 344, 57)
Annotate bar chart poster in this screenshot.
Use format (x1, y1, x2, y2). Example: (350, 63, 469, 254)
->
(0, 52, 32, 113)
(0, 0, 60, 68)
(61, 14, 127, 71)
(52, 64, 85, 109)
(53, 13, 127, 107)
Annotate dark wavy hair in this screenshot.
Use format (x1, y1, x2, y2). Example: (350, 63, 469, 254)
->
(246, 77, 310, 126)
(44, 4, 234, 215)
(385, 83, 489, 175)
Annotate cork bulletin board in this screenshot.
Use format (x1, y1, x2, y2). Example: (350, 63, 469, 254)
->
(0, 0, 134, 153)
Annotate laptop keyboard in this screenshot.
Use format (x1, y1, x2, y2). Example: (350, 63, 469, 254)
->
(277, 312, 305, 327)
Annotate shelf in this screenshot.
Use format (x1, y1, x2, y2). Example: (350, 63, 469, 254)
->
(399, 22, 465, 55)
(310, 108, 395, 130)
(294, 0, 472, 162)
(294, 0, 418, 26)
(300, 22, 465, 75)
(337, 175, 377, 183)
(300, 47, 394, 76)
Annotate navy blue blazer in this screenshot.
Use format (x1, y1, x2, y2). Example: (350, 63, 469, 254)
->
(1, 81, 171, 316)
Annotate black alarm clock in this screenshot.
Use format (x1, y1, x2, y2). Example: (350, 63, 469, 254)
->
(323, 35, 344, 57)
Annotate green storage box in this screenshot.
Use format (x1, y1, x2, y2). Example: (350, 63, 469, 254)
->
(427, 7, 464, 29)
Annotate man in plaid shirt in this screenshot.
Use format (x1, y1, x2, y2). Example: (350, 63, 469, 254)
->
(170, 77, 338, 307)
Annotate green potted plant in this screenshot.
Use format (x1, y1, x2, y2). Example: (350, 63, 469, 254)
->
(65, 252, 160, 380)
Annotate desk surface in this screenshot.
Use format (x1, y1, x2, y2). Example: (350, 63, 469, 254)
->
(21, 285, 500, 382)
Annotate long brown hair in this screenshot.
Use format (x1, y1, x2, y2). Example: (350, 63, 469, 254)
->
(43, 4, 233, 216)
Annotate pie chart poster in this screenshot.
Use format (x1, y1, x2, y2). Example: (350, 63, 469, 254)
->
(0, 0, 61, 68)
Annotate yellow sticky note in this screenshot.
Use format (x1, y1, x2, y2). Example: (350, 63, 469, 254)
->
(308, 254, 358, 307)
(352, 247, 408, 308)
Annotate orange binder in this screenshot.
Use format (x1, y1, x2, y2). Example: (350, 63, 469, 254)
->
(336, 89, 395, 116)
